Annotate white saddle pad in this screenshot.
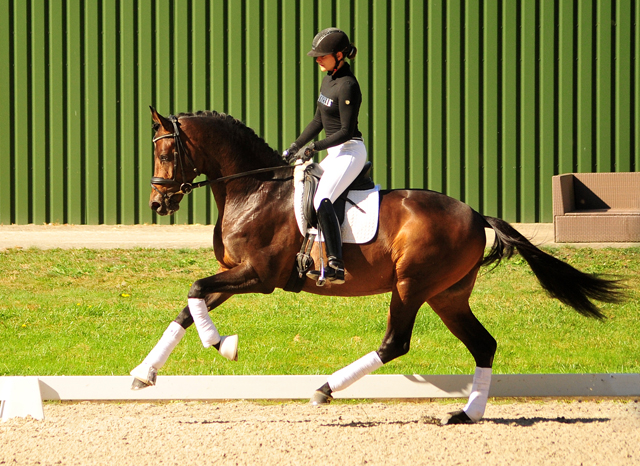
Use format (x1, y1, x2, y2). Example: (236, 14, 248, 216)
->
(293, 162, 380, 244)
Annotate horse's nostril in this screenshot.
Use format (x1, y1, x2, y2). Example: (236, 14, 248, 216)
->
(151, 201, 161, 211)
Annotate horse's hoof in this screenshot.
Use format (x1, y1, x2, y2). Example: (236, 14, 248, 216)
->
(440, 410, 474, 425)
(310, 390, 333, 406)
(129, 363, 157, 389)
(131, 378, 152, 390)
(219, 335, 238, 361)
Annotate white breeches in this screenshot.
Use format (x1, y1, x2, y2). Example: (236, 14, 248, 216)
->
(314, 139, 367, 210)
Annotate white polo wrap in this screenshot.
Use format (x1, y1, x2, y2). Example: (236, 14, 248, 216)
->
(463, 366, 492, 422)
(142, 321, 186, 369)
(188, 298, 221, 348)
(327, 351, 383, 392)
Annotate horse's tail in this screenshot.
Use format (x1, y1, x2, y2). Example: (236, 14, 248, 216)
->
(481, 216, 627, 319)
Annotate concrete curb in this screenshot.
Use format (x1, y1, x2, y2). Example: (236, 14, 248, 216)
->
(0, 223, 638, 250)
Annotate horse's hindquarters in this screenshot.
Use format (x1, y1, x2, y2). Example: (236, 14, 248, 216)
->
(301, 189, 486, 299)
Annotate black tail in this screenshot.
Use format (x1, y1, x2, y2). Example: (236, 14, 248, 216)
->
(482, 216, 627, 319)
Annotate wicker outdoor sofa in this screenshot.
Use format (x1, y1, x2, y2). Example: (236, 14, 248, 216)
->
(552, 172, 640, 242)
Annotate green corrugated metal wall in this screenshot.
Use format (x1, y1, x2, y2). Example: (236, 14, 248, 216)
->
(1, 0, 638, 225)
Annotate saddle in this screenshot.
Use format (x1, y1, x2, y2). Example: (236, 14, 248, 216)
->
(302, 161, 375, 229)
(285, 161, 375, 292)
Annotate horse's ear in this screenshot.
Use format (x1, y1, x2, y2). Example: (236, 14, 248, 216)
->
(149, 106, 173, 132)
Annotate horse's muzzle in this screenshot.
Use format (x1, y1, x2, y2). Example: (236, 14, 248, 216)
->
(150, 196, 180, 216)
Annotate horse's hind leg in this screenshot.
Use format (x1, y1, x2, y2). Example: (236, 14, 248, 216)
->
(311, 286, 423, 404)
(130, 292, 234, 389)
(427, 271, 497, 424)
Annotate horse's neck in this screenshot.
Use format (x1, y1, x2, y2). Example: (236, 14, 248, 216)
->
(211, 172, 294, 222)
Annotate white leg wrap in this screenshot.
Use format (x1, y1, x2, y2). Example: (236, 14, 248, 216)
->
(463, 367, 492, 422)
(130, 322, 186, 384)
(142, 321, 186, 369)
(327, 351, 384, 392)
(188, 298, 221, 348)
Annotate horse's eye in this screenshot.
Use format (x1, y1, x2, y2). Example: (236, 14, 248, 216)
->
(159, 154, 170, 163)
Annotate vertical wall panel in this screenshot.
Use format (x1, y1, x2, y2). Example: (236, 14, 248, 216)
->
(372, 1, 389, 189)
(280, 0, 298, 150)
(390, 0, 406, 189)
(171, 0, 190, 225)
(615, 0, 632, 172)
(446, 0, 463, 200)
(85, 1, 101, 224)
(1, 0, 638, 225)
(48, 0, 66, 224)
(538, 0, 556, 223)
(137, 0, 155, 225)
(577, 1, 594, 173)
(190, 0, 210, 225)
(31, 1, 48, 224)
(502, 1, 518, 220)
(0, 0, 13, 224)
(299, 0, 316, 153)
(426, 1, 444, 193)
(482, 0, 500, 217)
(66, 0, 83, 224)
(13, 0, 30, 224)
(558, 1, 575, 175)
(408, 0, 425, 190)
(263, 0, 281, 151)
(636, 1, 640, 172)
(353, 0, 371, 176)
(463, 0, 481, 211)
(596, 1, 613, 173)
(101, 0, 118, 224)
(520, 1, 537, 222)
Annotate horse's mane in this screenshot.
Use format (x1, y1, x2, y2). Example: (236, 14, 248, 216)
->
(174, 111, 284, 167)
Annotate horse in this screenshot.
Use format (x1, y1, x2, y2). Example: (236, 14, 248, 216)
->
(130, 107, 625, 425)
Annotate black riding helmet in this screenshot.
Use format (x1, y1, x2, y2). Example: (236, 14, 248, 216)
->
(307, 28, 351, 57)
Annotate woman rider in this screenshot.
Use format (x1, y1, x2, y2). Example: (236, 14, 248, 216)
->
(283, 28, 366, 285)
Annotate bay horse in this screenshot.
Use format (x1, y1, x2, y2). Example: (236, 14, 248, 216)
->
(131, 107, 625, 425)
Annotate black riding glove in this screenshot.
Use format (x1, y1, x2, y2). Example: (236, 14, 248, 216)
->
(301, 143, 316, 162)
(282, 143, 299, 164)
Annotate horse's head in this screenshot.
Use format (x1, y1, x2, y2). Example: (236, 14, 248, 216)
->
(149, 107, 199, 215)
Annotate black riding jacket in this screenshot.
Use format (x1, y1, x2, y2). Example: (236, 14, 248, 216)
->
(294, 62, 362, 152)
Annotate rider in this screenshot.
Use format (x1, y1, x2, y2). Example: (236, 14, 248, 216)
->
(283, 28, 366, 285)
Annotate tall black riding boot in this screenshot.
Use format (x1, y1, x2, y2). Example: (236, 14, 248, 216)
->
(313, 198, 345, 284)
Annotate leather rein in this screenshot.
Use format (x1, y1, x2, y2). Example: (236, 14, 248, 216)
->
(150, 115, 292, 200)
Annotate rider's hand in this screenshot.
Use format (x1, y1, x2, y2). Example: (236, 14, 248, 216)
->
(282, 143, 299, 164)
(302, 143, 316, 162)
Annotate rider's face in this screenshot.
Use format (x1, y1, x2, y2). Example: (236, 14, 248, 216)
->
(316, 52, 343, 72)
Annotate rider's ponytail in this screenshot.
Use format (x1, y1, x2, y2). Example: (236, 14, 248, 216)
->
(346, 44, 357, 60)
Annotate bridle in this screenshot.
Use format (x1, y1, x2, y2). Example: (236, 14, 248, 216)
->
(150, 115, 293, 202)
(150, 115, 204, 200)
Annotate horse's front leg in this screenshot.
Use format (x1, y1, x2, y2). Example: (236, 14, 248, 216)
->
(130, 292, 233, 389)
(130, 263, 263, 389)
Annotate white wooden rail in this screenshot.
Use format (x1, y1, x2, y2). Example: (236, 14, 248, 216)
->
(2, 373, 639, 421)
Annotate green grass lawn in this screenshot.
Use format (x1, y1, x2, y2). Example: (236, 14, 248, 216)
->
(0, 247, 638, 377)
